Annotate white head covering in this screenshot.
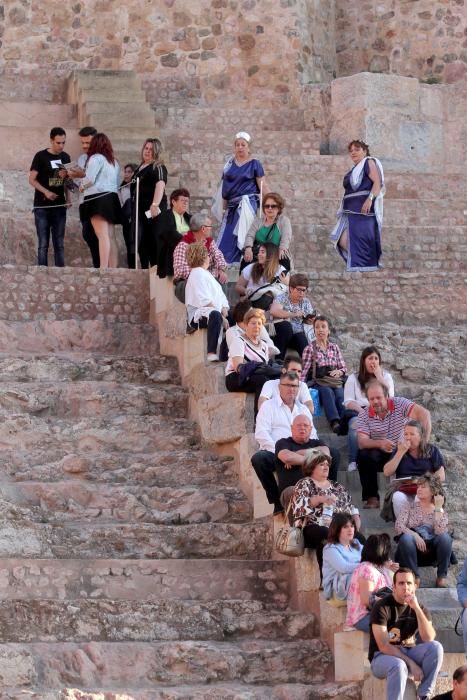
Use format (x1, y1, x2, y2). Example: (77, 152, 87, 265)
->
(235, 131, 251, 143)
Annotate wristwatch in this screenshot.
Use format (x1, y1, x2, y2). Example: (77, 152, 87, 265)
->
(368, 193, 375, 201)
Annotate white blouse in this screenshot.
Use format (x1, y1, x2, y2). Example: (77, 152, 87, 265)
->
(343, 369, 395, 408)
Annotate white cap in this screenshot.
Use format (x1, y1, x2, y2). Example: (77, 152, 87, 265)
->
(235, 131, 251, 143)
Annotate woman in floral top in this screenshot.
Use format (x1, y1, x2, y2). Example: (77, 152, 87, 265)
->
(300, 315, 347, 433)
(394, 473, 452, 588)
(291, 451, 362, 573)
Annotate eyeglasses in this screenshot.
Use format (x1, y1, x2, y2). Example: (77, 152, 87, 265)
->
(293, 287, 308, 293)
(264, 204, 279, 209)
(203, 224, 213, 228)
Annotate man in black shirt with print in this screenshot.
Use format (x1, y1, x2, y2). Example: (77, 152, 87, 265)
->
(29, 127, 71, 266)
(369, 567, 443, 700)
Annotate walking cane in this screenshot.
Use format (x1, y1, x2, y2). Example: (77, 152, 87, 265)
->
(134, 177, 140, 270)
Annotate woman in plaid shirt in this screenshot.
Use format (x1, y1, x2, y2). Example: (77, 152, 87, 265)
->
(301, 315, 347, 433)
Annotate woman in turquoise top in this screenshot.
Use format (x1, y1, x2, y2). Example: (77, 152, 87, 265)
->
(214, 132, 266, 264)
(242, 192, 292, 272)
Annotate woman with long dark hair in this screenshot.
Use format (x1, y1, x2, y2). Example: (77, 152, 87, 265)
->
(235, 242, 288, 310)
(345, 534, 397, 631)
(343, 345, 394, 471)
(329, 139, 385, 271)
(79, 133, 122, 269)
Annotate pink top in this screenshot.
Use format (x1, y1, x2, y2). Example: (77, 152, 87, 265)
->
(345, 561, 393, 627)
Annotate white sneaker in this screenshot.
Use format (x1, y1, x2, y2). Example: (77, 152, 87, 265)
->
(348, 461, 357, 472)
(207, 353, 219, 362)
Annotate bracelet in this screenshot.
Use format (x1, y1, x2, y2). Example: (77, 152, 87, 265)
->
(434, 507, 443, 513)
(368, 193, 375, 201)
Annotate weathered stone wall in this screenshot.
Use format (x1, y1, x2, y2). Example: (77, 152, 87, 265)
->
(335, 0, 467, 84)
(0, 266, 149, 323)
(0, 0, 336, 106)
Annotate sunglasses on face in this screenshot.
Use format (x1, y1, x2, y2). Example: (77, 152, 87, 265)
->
(264, 204, 279, 209)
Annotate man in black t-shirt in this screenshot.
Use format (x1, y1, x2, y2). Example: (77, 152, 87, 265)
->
(29, 127, 71, 266)
(432, 664, 467, 700)
(275, 414, 337, 510)
(369, 567, 443, 700)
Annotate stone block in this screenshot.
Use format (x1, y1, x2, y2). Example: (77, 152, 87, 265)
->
(288, 549, 321, 616)
(362, 673, 416, 700)
(195, 392, 251, 444)
(334, 630, 368, 682)
(329, 73, 446, 170)
(319, 591, 347, 649)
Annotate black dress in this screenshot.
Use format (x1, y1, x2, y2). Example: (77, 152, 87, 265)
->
(130, 162, 168, 268)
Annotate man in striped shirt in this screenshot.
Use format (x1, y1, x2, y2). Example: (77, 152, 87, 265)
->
(356, 379, 431, 509)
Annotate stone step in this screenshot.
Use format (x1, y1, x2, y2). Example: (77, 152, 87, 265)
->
(0, 599, 318, 643)
(155, 105, 309, 131)
(0, 481, 251, 525)
(0, 354, 180, 385)
(82, 106, 155, 130)
(0, 414, 199, 454)
(70, 70, 141, 91)
(0, 517, 273, 560)
(0, 321, 158, 356)
(0, 559, 290, 605)
(0, 639, 333, 688)
(0, 266, 149, 323)
(0, 448, 237, 489)
(0, 681, 363, 700)
(0, 382, 188, 418)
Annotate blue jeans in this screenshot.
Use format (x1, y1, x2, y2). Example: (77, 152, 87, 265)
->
(34, 207, 66, 266)
(395, 532, 453, 578)
(354, 612, 371, 632)
(315, 385, 344, 423)
(371, 641, 443, 700)
(348, 415, 359, 463)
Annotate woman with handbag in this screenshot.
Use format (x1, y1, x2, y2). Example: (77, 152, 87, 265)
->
(235, 242, 289, 311)
(225, 307, 280, 414)
(345, 534, 398, 632)
(291, 451, 362, 575)
(242, 192, 292, 271)
(301, 315, 347, 433)
(343, 345, 394, 472)
(384, 420, 446, 518)
(322, 513, 364, 605)
(395, 473, 452, 588)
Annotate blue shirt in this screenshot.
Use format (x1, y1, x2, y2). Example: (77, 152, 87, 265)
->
(322, 541, 363, 601)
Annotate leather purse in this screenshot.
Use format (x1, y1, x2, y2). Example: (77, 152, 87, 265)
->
(274, 500, 305, 557)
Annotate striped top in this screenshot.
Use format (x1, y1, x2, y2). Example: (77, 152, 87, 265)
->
(355, 397, 414, 443)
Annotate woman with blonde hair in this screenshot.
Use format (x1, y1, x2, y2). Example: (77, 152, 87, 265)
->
(185, 242, 229, 362)
(130, 138, 168, 268)
(225, 307, 279, 413)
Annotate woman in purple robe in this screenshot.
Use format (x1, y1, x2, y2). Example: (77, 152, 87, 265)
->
(330, 140, 385, 272)
(212, 132, 266, 264)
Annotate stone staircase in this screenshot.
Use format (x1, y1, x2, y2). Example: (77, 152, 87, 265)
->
(0, 265, 365, 699)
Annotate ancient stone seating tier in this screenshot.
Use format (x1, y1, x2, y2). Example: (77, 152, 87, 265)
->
(151, 270, 465, 698)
